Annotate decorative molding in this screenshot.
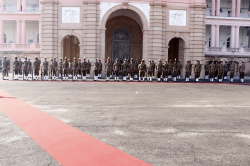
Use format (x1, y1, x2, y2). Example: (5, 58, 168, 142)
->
(100, 2, 122, 23)
(62, 7, 80, 23)
(129, 3, 150, 25)
(169, 10, 186, 26)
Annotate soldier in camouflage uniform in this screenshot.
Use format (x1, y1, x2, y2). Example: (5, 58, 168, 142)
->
(156, 59, 163, 82)
(214, 61, 219, 80)
(42, 57, 49, 81)
(229, 60, 235, 82)
(52, 57, 57, 80)
(177, 60, 182, 79)
(113, 58, 120, 81)
(168, 59, 172, 79)
(105, 57, 112, 81)
(172, 59, 177, 81)
(81, 57, 88, 81)
(93, 58, 99, 81)
(185, 61, 192, 82)
(72, 57, 78, 81)
(147, 59, 153, 82)
(68, 59, 73, 78)
(162, 60, 168, 82)
(18, 58, 23, 78)
(204, 60, 209, 79)
(134, 59, 139, 79)
(58, 58, 63, 78)
(152, 60, 156, 79)
(63, 57, 69, 81)
(129, 58, 135, 81)
(138, 59, 146, 81)
(122, 59, 128, 81)
(13, 56, 19, 80)
(87, 59, 91, 78)
(3, 56, 9, 80)
(218, 61, 224, 82)
(239, 61, 245, 82)
(23, 57, 29, 80)
(194, 60, 201, 82)
(98, 59, 102, 78)
(28, 58, 32, 78)
(78, 58, 82, 79)
(209, 60, 215, 82)
(223, 61, 228, 80)
(33, 57, 40, 80)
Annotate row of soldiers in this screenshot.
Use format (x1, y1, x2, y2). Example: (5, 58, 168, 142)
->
(2, 56, 246, 82)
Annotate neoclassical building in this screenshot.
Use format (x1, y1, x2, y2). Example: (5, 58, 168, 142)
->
(0, 0, 249, 77)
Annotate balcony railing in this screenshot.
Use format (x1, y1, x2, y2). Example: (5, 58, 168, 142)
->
(0, 43, 40, 51)
(3, 5, 17, 12)
(208, 47, 223, 52)
(244, 48, 250, 52)
(226, 48, 240, 52)
(205, 46, 250, 56)
(26, 5, 39, 12)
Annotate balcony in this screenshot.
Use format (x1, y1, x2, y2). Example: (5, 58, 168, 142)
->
(205, 46, 250, 57)
(0, 43, 41, 52)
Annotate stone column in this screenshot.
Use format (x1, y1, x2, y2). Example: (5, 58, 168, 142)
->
(236, 0, 241, 17)
(216, 0, 220, 16)
(230, 26, 235, 48)
(215, 25, 220, 47)
(100, 28, 106, 76)
(0, 0, 4, 12)
(0, 20, 3, 43)
(235, 26, 240, 48)
(143, 29, 149, 62)
(57, 44, 62, 59)
(22, 0, 26, 12)
(211, 24, 215, 47)
(232, 0, 236, 17)
(211, 0, 215, 16)
(21, 20, 26, 43)
(39, 21, 41, 43)
(16, 20, 21, 43)
(17, 0, 21, 12)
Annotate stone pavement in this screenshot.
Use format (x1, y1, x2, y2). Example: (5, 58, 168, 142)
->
(0, 80, 250, 165)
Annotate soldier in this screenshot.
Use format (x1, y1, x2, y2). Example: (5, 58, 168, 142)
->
(223, 61, 228, 80)
(105, 57, 112, 81)
(121, 59, 128, 81)
(204, 60, 209, 79)
(13, 56, 19, 80)
(218, 61, 224, 82)
(209, 60, 215, 82)
(185, 61, 192, 82)
(113, 58, 120, 81)
(168, 59, 172, 79)
(78, 58, 82, 79)
(177, 60, 182, 79)
(42, 57, 49, 81)
(93, 58, 99, 81)
(87, 59, 91, 78)
(63, 57, 69, 81)
(98, 59, 102, 78)
(68, 59, 73, 78)
(147, 59, 153, 82)
(239, 61, 245, 82)
(156, 59, 163, 82)
(58, 58, 63, 78)
(2, 56, 9, 80)
(33, 56, 40, 80)
(194, 60, 201, 82)
(134, 59, 139, 79)
(49, 58, 53, 79)
(23, 57, 29, 80)
(172, 59, 177, 81)
(151, 60, 156, 79)
(81, 57, 88, 81)
(71, 57, 78, 81)
(51, 57, 58, 81)
(162, 60, 168, 82)
(214, 60, 219, 80)
(229, 60, 235, 82)
(18, 58, 23, 78)
(28, 58, 32, 78)
(138, 59, 146, 81)
(129, 58, 135, 81)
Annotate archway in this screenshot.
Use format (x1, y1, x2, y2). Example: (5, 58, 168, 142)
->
(63, 35, 80, 61)
(168, 38, 185, 63)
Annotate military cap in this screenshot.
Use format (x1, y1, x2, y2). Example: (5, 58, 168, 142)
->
(4, 55, 6, 58)
(60, 57, 62, 60)
(83, 57, 86, 59)
(99, 59, 101, 61)
(65, 57, 67, 59)
(135, 59, 137, 61)
(78, 58, 81, 61)
(165, 59, 167, 62)
(44, 56, 47, 59)
(242, 61, 244, 63)
(142, 59, 145, 62)
(25, 56, 27, 59)
(124, 59, 127, 61)
(69, 59, 71, 61)
(28, 57, 30, 60)
(149, 59, 151, 62)
(115, 58, 118, 61)
(15, 56, 18, 59)
(174, 59, 176, 62)
(152, 60, 154, 62)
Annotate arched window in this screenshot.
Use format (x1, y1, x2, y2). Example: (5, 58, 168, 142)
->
(227, 38, 230, 48)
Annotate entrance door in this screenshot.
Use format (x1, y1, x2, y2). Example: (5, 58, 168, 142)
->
(111, 28, 131, 61)
(168, 38, 179, 62)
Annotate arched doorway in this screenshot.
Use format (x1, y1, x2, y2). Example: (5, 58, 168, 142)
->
(63, 35, 80, 61)
(111, 28, 131, 61)
(168, 38, 185, 63)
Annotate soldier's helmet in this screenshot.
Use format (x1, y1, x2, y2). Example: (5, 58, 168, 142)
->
(65, 57, 67, 60)
(165, 59, 167, 62)
(74, 57, 76, 60)
(15, 55, 18, 59)
(35, 56, 38, 59)
(130, 58, 133, 61)
(60, 57, 62, 60)
(78, 58, 81, 61)
(149, 59, 151, 62)
(25, 56, 27, 59)
(115, 58, 118, 61)
(4, 55, 6, 58)
(142, 59, 145, 62)
(44, 56, 47, 59)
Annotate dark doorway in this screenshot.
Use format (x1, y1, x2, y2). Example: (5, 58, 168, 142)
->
(168, 38, 179, 62)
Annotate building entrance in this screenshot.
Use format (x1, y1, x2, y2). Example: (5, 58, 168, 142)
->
(168, 38, 185, 63)
(63, 35, 80, 61)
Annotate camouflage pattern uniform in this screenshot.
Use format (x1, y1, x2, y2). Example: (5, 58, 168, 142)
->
(33, 58, 40, 80)
(185, 61, 192, 81)
(72, 58, 78, 81)
(239, 62, 245, 82)
(2, 57, 9, 80)
(113, 59, 120, 81)
(63, 58, 69, 80)
(138, 59, 147, 81)
(122, 60, 128, 81)
(147, 60, 154, 82)
(81, 58, 88, 81)
(93, 59, 99, 81)
(209, 61, 215, 82)
(13, 57, 19, 80)
(223, 61, 228, 80)
(156, 60, 163, 82)
(129, 59, 135, 81)
(229, 61, 235, 82)
(162, 60, 168, 81)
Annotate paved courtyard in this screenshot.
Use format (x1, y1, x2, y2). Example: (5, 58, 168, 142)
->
(1, 80, 250, 166)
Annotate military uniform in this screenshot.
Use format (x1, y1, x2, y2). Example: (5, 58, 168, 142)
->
(33, 58, 40, 80)
(162, 61, 168, 81)
(23, 58, 29, 80)
(13, 57, 19, 80)
(172, 60, 177, 81)
(223, 61, 228, 80)
(93, 59, 99, 81)
(78, 59, 82, 78)
(68, 60, 73, 78)
(138, 59, 147, 81)
(152, 60, 156, 79)
(147, 60, 154, 82)
(87, 60, 91, 78)
(229, 61, 235, 82)
(113, 59, 120, 81)
(122, 60, 128, 81)
(209, 61, 215, 82)
(156, 60, 163, 82)
(63, 58, 69, 80)
(204, 61, 209, 79)
(168, 60, 172, 78)
(43, 58, 49, 80)
(134, 60, 139, 78)
(81, 58, 88, 81)
(218, 61, 224, 82)
(239, 62, 245, 82)
(72, 58, 78, 81)
(58, 59, 63, 78)
(177, 61, 182, 79)
(51, 58, 58, 80)
(28, 58, 32, 78)
(185, 61, 192, 81)
(215, 61, 219, 79)
(2, 57, 9, 80)
(18, 59, 23, 78)
(194, 60, 201, 81)
(129, 59, 135, 81)
(105, 58, 112, 81)
(98, 60, 102, 78)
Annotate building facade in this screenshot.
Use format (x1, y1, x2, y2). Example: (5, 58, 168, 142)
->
(0, 0, 249, 77)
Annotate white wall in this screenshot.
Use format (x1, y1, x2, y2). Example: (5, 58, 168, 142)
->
(3, 21, 17, 43)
